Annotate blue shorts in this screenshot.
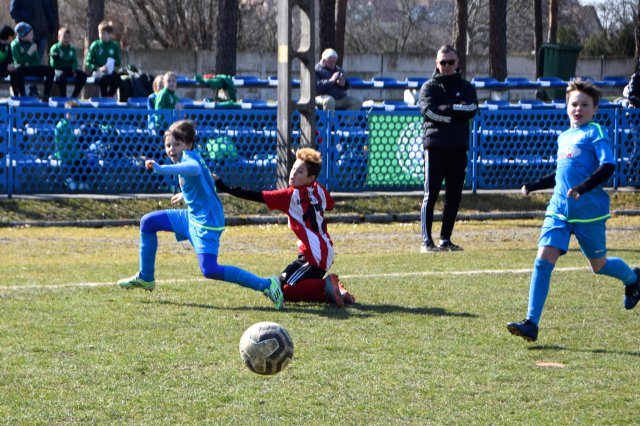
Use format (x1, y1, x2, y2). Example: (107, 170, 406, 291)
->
(538, 215, 607, 259)
(165, 209, 222, 255)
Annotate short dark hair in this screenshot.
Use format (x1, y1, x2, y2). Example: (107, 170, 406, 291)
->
(164, 120, 197, 148)
(566, 79, 601, 106)
(0, 25, 15, 41)
(437, 45, 458, 57)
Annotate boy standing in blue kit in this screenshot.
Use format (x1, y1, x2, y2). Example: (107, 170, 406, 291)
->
(117, 120, 284, 310)
(507, 79, 640, 342)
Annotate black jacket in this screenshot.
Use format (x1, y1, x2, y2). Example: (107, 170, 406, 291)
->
(419, 69, 478, 150)
(0, 43, 13, 78)
(315, 62, 350, 100)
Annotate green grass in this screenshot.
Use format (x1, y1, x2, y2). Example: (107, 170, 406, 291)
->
(1, 190, 639, 223)
(1, 218, 639, 424)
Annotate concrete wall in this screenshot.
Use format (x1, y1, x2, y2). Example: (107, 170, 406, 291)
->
(3, 49, 634, 101)
(120, 50, 633, 102)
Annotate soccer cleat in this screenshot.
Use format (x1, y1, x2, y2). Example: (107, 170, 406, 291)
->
(420, 239, 440, 253)
(623, 267, 640, 310)
(507, 319, 539, 342)
(332, 274, 356, 304)
(117, 274, 156, 292)
(324, 274, 345, 308)
(438, 240, 463, 251)
(264, 277, 285, 310)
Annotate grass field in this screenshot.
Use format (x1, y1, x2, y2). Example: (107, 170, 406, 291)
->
(1, 217, 639, 424)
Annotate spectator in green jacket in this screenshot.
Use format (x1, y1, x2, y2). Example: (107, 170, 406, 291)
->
(10, 21, 54, 99)
(50, 27, 87, 98)
(154, 72, 183, 110)
(55, 100, 90, 190)
(85, 20, 121, 97)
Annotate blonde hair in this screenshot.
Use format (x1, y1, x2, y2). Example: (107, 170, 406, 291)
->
(152, 75, 164, 92)
(296, 148, 322, 178)
(98, 20, 114, 34)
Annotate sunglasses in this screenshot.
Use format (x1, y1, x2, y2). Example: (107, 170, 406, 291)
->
(439, 59, 456, 66)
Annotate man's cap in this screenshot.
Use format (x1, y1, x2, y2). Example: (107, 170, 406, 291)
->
(15, 22, 33, 38)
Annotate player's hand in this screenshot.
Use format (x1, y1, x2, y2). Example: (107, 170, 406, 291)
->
(567, 188, 580, 200)
(171, 192, 184, 205)
(99, 65, 108, 73)
(211, 173, 220, 181)
(437, 105, 447, 111)
(145, 160, 156, 170)
(27, 44, 37, 55)
(7, 64, 15, 72)
(521, 185, 530, 196)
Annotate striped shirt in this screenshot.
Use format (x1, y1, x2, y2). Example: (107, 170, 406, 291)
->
(263, 182, 334, 270)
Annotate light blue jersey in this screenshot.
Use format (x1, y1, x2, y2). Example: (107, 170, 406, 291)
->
(151, 150, 224, 253)
(547, 122, 614, 223)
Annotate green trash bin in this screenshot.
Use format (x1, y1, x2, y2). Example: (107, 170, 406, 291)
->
(537, 43, 582, 100)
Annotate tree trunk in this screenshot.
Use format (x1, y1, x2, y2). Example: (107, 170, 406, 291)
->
(215, 0, 238, 75)
(319, 0, 336, 51)
(85, 0, 105, 57)
(489, 0, 507, 81)
(534, 0, 543, 78)
(547, 0, 558, 43)
(453, 0, 468, 78)
(335, 0, 347, 67)
(635, 0, 640, 66)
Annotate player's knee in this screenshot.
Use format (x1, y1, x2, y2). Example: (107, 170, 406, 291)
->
(201, 263, 224, 280)
(140, 213, 154, 233)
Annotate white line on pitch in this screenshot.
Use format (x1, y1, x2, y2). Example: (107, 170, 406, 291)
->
(0, 267, 589, 292)
(338, 266, 587, 279)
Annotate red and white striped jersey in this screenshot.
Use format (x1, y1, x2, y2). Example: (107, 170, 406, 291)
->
(262, 182, 334, 271)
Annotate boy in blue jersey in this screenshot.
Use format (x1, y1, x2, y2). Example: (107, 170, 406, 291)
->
(117, 120, 284, 310)
(507, 79, 640, 342)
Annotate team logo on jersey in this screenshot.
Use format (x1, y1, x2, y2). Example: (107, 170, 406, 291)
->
(558, 146, 581, 160)
(109, 49, 114, 55)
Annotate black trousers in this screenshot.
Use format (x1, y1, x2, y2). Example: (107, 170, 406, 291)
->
(94, 72, 121, 97)
(12, 65, 55, 98)
(420, 148, 468, 242)
(55, 68, 88, 98)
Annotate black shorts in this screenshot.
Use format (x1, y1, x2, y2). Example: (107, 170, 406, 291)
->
(280, 254, 326, 285)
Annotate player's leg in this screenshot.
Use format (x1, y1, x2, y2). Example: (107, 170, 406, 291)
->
(438, 149, 468, 250)
(117, 210, 174, 291)
(508, 216, 567, 341)
(71, 70, 87, 98)
(55, 69, 68, 97)
(576, 221, 640, 309)
(420, 148, 445, 252)
(278, 255, 342, 305)
(195, 243, 283, 310)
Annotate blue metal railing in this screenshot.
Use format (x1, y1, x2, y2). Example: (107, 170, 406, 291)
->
(2, 105, 639, 195)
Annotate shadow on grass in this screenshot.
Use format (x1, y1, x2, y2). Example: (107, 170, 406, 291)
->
(529, 344, 640, 357)
(144, 299, 478, 319)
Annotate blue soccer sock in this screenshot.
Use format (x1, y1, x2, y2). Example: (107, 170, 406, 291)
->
(138, 231, 157, 282)
(526, 258, 555, 325)
(197, 253, 270, 292)
(596, 257, 638, 286)
(222, 266, 271, 292)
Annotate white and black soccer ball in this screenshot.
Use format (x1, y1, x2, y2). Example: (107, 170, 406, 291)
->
(239, 322, 294, 375)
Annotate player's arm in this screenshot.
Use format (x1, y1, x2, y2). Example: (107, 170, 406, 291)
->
(522, 172, 556, 195)
(568, 163, 615, 199)
(214, 177, 265, 203)
(568, 132, 616, 199)
(145, 158, 200, 176)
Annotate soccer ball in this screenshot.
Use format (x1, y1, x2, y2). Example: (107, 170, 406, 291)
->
(239, 322, 294, 375)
